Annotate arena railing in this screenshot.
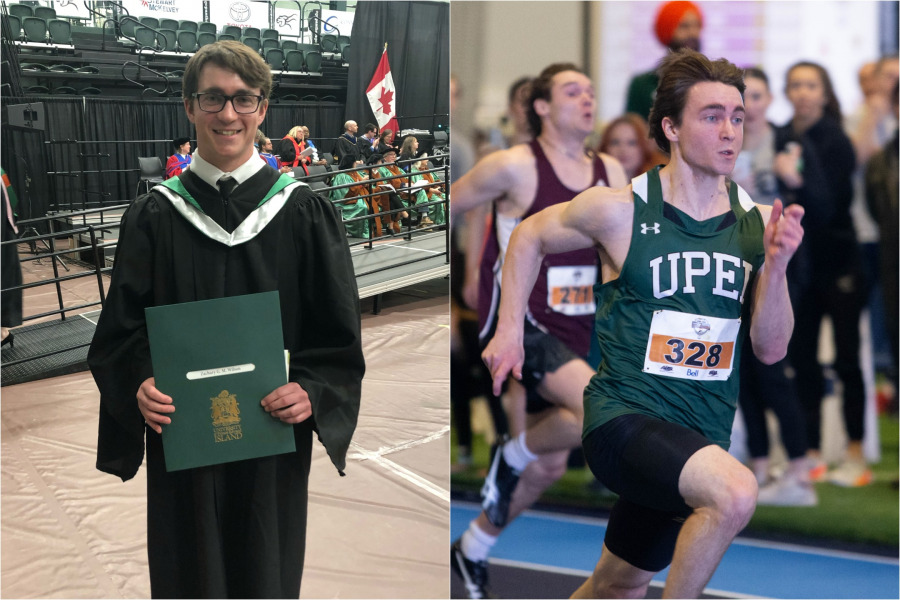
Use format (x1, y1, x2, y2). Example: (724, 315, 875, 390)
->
(0, 203, 125, 367)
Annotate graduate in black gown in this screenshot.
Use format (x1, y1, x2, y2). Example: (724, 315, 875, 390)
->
(87, 41, 364, 599)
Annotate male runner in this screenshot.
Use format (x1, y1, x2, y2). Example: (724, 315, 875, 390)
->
(450, 62, 627, 598)
(482, 49, 804, 598)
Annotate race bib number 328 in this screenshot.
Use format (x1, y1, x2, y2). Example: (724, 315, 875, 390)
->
(643, 310, 740, 381)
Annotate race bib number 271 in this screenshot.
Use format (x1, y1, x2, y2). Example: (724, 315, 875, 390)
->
(643, 310, 740, 381)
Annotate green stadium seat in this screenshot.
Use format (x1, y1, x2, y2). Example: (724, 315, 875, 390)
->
(243, 26, 260, 39)
(159, 18, 179, 31)
(242, 36, 260, 52)
(8, 4, 33, 19)
(222, 25, 241, 38)
(4, 14, 22, 39)
(305, 50, 322, 73)
(265, 47, 284, 70)
(197, 21, 216, 34)
(47, 19, 71, 44)
(284, 49, 303, 71)
(281, 39, 298, 51)
(134, 26, 157, 49)
(139, 16, 158, 29)
(21, 16, 47, 43)
(261, 38, 279, 51)
(177, 29, 197, 52)
(197, 31, 216, 47)
(33, 5, 55, 20)
(157, 29, 177, 51)
(261, 28, 279, 40)
(216, 33, 235, 42)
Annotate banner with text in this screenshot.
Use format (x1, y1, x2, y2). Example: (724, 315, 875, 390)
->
(212, 1, 269, 31)
(119, 0, 203, 23)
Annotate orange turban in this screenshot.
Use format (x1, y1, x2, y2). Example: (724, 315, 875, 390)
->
(654, 1, 703, 47)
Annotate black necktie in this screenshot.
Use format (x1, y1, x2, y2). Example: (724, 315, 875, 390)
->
(218, 176, 237, 201)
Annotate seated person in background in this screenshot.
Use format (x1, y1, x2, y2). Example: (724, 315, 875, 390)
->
(399, 136, 419, 171)
(279, 125, 311, 176)
(410, 156, 445, 226)
(368, 150, 408, 235)
(597, 113, 665, 179)
(375, 128, 397, 156)
(165, 137, 192, 179)
(329, 154, 371, 239)
(301, 126, 329, 166)
(359, 123, 379, 159)
(255, 129, 285, 172)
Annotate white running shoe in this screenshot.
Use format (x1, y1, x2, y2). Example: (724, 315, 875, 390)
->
(827, 460, 873, 487)
(756, 474, 818, 507)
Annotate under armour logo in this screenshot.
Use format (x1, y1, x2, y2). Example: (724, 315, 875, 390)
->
(641, 222, 660, 234)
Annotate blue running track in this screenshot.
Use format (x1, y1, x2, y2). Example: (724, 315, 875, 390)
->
(451, 502, 899, 599)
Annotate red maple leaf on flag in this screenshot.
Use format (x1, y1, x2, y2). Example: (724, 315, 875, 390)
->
(366, 47, 400, 136)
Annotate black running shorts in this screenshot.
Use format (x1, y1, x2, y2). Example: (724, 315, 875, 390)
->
(582, 413, 713, 572)
(520, 319, 582, 414)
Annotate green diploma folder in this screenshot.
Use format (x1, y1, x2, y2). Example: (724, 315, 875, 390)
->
(146, 291, 296, 472)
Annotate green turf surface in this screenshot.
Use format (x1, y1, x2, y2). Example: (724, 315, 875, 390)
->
(451, 414, 899, 549)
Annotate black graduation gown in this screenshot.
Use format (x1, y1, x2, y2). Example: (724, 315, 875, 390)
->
(88, 166, 364, 598)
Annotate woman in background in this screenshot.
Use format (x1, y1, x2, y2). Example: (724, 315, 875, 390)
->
(775, 61, 870, 487)
(596, 113, 660, 179)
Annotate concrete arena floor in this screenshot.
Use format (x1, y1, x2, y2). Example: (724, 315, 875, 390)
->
(0, 279, 450, 599)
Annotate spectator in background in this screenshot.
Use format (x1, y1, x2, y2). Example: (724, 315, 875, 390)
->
(1, 167, 22, 349)
(398, 135, 419, 170)
(774, 61, 870, 487)
(330, 154, 371, 239)
(255, 129, 285, 172)
(596, 113, 661, 180)
(335, 120, 362, 166)
(845, 56, 900, 401)
(482, 76, 534, 154)
(279, 125, 311, 175)
(865, 79, 899, 412)
(733, 67, 815, 506)
(359, 122, 379, 159)
(368, 149, 408, 235)
(375, 128, 397, 156)
(411, 156, 446, 226)
(624, 0, 703, 120)
(165, 137, 192, 179)
(300, 125, 328, 166)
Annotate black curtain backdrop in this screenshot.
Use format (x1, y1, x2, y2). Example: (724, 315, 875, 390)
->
(344, 1, 449, 137)
(0, 96, 343, 224)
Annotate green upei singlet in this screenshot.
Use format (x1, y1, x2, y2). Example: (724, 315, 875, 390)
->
(583, 166, 766, 448)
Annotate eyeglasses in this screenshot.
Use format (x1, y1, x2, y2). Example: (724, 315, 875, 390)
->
(191, 92, 264, 114)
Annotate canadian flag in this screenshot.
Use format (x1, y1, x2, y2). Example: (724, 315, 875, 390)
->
(365, 47, 400, 136)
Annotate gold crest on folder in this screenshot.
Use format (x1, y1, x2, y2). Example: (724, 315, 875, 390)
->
(211, 390, 243, 443)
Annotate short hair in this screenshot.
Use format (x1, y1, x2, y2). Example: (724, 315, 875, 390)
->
(287, 125, 303, 139)
(526, 62, 584, 137)
(784, 61, 842, 125)
(173, 136, 190, 150)
(743, 66, 769, 90)
(254, 129, 266, 146)
(508, 76, 533, 105)
(364, 123, 378, 134)
(648, 48, 745, 154)
(344, 120, 357, 132)
(378, 128, 394, 144)
(182, 40, 272, 100)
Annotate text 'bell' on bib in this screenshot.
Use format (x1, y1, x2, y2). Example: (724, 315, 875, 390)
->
(643, 309, 740, 381)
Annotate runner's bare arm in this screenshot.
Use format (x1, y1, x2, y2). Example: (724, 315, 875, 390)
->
(481, 186, 631, 394)
(750, 200, 805, 364)
(449, 148, 521, 216)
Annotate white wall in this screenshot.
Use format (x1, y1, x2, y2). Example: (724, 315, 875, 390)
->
(454, 1, 884, 135)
